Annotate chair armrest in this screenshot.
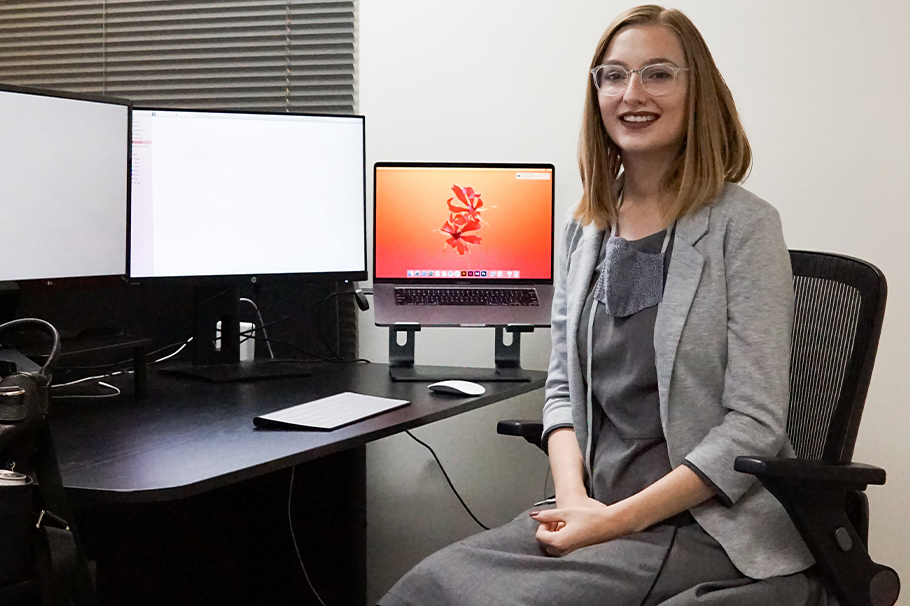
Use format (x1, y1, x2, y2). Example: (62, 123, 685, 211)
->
(496, 420, 544, 452)
(734, 456, 886, 491)
(736, 456, 900, 606)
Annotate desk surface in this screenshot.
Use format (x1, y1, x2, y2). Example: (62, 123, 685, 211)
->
(50, 363, 546, 505)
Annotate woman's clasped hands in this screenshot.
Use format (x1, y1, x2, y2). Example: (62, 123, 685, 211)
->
(529, 495, 631, 557)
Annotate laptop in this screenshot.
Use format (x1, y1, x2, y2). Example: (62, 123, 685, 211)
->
(373, 162, 555, 327)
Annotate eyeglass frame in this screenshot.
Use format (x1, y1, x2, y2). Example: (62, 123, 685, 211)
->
(590, 62, 689, 97)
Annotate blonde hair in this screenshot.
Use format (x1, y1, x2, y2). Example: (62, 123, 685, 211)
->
(575, 4, 751, 229)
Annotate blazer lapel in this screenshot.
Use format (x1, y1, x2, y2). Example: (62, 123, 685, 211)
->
(566, 223, 605, 366)
(655, 205, 711, 424)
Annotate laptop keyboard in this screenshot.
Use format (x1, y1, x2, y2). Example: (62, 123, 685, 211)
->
(395, 287, 540, 307)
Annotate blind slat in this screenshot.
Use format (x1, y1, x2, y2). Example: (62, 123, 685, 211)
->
(2, 57, 353, 70)
(0, 0, 356, 114)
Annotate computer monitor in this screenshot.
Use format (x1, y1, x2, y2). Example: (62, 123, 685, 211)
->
(0, 84, 131, 282)
(128, 108, 367, 381)
(129, 109, 367, 281)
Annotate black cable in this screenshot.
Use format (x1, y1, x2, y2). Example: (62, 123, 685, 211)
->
(406, 430, 490, 531)
(287, 465, 328, 606)
(59, 288, 363, 373)
(317, 286, 371, 361)
(56, 338, 193, 373)
(254, 291, 337, 333)
(53, 339, 195, 395)
(316, 315, 340, 361)
(245, 288, 368, 363)
(193, 286, 237, 308)
(239, 332, 370, 364)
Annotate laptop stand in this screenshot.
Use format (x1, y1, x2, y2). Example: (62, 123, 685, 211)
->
(388, 323, 535, 382)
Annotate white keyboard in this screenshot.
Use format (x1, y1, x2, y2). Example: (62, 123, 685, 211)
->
(254, 392, 410, 430)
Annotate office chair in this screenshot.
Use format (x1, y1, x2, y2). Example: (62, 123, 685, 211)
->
(497, 250, 900, 606)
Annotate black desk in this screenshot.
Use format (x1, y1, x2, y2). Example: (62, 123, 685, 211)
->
(50, 363, 546, 605)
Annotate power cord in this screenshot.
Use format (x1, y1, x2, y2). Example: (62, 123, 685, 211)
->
(51, 381, 121, 399)
(153, 337, 193, 364)
(239, 297, 275, 359)
(51, 337, 193, 398)
(56, 336, 196, 374)
(288, 465, 328, 606)
(406, 430, 490, 531)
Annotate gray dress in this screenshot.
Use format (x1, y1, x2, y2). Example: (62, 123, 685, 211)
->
(378, 231, 827, 606)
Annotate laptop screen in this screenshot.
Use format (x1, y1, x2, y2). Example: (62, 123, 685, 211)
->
(374, 163, 554, 282)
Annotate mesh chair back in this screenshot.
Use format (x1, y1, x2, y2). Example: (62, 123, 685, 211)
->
(787, 251, 886, 463)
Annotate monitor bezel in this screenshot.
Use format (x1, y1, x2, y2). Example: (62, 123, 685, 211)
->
(128, 106, 368, 284)
(372, 161, 556, 286)
(0, 82, 133, 284)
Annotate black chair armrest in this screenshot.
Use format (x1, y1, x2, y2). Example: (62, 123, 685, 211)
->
(496, 420, 544, 452)
(734, 456, 886, 491)
(736, 456, 900, 606)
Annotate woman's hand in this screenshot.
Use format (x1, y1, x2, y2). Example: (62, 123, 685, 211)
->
(532, 465, 718, 557)
(530, 501, 628, 556)
(533, 466, 717, 557)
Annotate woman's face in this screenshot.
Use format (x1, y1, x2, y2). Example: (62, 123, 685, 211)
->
(597, 25, 688, 162)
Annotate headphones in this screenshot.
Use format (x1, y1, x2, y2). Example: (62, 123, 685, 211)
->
(0, 318, 61, 456)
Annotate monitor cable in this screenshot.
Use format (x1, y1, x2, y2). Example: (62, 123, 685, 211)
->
(406, 430, 490, 531)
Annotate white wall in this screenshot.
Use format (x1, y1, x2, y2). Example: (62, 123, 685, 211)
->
(360, 1, 910, 602)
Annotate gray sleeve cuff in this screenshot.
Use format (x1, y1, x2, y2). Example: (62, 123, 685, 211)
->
(541, 423, 574, 452)
(682, 459, 733, 507)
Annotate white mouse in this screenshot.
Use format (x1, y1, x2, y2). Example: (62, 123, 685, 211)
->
(427, 380, 486, 396)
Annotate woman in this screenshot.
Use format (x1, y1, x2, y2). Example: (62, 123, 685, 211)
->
(379, 6, 826, 605)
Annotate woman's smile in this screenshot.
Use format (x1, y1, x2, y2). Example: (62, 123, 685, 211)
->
(618, 111, 660, 127)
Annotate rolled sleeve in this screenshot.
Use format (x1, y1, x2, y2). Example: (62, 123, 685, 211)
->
(682, 459, 733, 507)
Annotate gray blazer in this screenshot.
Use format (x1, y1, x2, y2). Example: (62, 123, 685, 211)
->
(542, 183, 815, 579)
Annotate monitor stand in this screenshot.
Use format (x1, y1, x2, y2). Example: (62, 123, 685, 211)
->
(159, 285, 313, 383)
(388, 324, 535, 383)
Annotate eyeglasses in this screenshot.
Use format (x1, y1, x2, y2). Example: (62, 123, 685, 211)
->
(591, 63, 688, 97)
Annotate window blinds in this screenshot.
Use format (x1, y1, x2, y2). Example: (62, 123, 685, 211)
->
(0, 0, 355, 113)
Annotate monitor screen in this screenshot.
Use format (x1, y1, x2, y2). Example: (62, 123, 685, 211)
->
(374, 164, 554, 282)
(0, 85, 130, 282)
(129, 109, 367, 280)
